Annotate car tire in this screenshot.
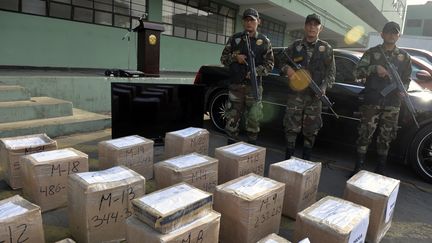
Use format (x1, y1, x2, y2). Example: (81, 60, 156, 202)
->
(409, 123, 432, 183)
(209, 89, 229, 132)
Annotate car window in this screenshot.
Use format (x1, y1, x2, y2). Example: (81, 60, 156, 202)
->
(335, 56, 359, 85)
(411, 62, 422, 79)
(412, 55, 432, 65)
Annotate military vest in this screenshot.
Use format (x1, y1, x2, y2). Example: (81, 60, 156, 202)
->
(290, 39, 329, 87)
(230, 32, 270, 68)
(363, 45, 409, 107)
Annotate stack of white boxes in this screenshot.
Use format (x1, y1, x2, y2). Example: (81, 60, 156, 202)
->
(344, 171, 400, 243)
(269, 157, 321, 219)
(294, 196, 370, 243)
(68, 166, 146, 243)
(0, 195, 45, 243)
(164, 127, 209, 158)
(98, 135, 154, 179)
(215, 142, 266, 184)
(21, 148, 89, 212)
(154, 153, 218, 193)
(214, 174, 285, 243)
(127, 183, 221, 243)
(0, 134, 57, 189)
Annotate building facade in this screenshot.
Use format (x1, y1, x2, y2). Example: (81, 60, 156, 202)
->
(404, 1, 432, 36)
(0, 0, 407, 72)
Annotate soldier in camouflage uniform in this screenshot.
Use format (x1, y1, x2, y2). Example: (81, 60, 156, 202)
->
(353, 21, 412, 175)
(278, 13, 335, 160)
(220, 8, 274, 144)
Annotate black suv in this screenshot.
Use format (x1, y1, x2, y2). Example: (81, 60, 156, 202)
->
(194, 48, 432, 183)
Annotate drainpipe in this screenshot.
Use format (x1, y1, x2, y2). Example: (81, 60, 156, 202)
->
(401, 1, 408, 34)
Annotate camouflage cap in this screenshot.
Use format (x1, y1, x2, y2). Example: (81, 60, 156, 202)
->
(243, 8, 259, 20)
(382, 21, 401, 34)
(305, 13, 321, 24)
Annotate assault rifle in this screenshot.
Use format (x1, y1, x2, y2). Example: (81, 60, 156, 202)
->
(243, 31, 260, 101)
(379, 47, 420, 128)
(283, 51, 339, 118)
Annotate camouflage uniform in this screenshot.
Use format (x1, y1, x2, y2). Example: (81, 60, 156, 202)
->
(355, 45, 412, 157)
(278, 38, 335, 152)
(220, 31, 274, 141)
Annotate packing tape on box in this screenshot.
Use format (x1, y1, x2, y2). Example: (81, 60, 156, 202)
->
(171, 127, 205, 138)
(77, 166, 135, 184)
(225, 174, 277, 198)
(278, 158, 315, 174)
(2, 137, 48, 149)
(223, 144, 258, 156)
(352, 172, 400, 196)
(164, 154, 209, 169)
(0, 202, 29, 219)
(138, 184, 210, 215)
(105, 135, 147, 148)
(308, 198, 366, 230)
(29, 149, 78, 163)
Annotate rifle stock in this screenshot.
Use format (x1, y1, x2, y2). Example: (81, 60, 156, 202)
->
(379, 48, 420, 128)
(244, 32, 260, 101)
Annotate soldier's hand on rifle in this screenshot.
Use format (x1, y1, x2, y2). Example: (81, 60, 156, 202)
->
(376, 65, 389, 78)
(235, 54, 247, 64)
(245, 71, 251, 80)
(287, 67, 296, 79)
(356, 78, 366, 84)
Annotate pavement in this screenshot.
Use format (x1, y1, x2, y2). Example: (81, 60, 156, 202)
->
(1, 123, 432, 242)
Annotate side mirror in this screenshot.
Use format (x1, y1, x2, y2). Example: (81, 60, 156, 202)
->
(416, 70, 432, 81)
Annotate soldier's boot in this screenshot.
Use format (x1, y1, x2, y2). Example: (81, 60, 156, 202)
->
(302, 147, 312, 161)
(226, 132, 239, 145)
(285, 142, 295, 160)
(350, 153, 365, 177)
(247, 132, 258, 145)
(285, 148, 295, 160)
(375, 155, 388, 175)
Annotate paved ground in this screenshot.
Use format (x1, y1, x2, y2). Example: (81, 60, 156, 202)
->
(1, 124, 431, 242)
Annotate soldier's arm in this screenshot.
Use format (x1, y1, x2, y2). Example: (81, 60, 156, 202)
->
(322, 46, 336, 90)
(220, 37, 236, 66)
(256, 41, 275, 76)
(354, 50, 377, 79)
(400, 54, 412, 89)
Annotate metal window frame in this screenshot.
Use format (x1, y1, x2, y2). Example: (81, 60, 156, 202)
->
(0, 0, 147, 29)
(161, 0, 236, 44)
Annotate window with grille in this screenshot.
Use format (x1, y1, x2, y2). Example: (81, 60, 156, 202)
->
(162, 0, 236, 44)
(0, 0, 147, 29)
(259, 16, 285, 47)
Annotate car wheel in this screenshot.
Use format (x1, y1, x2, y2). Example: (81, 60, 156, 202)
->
(209, 90, 228, 131)
(409, 123, 432, 183)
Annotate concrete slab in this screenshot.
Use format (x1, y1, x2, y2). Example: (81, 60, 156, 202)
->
(0, 85, 30, 102)
(0, 108, 110, 138)
(0, 74, 195, 113)
(0, 96, 73, 123)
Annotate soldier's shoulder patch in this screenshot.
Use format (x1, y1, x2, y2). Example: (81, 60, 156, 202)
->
(256, 39, 263, 45)
(397, 53, 405, 61)
(319, 45, 326, 52)
(373, 52, 381, 60)
(258, 33, 270, 42)
(296, 45, 303, 52)
(235, 38, 241, 45)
